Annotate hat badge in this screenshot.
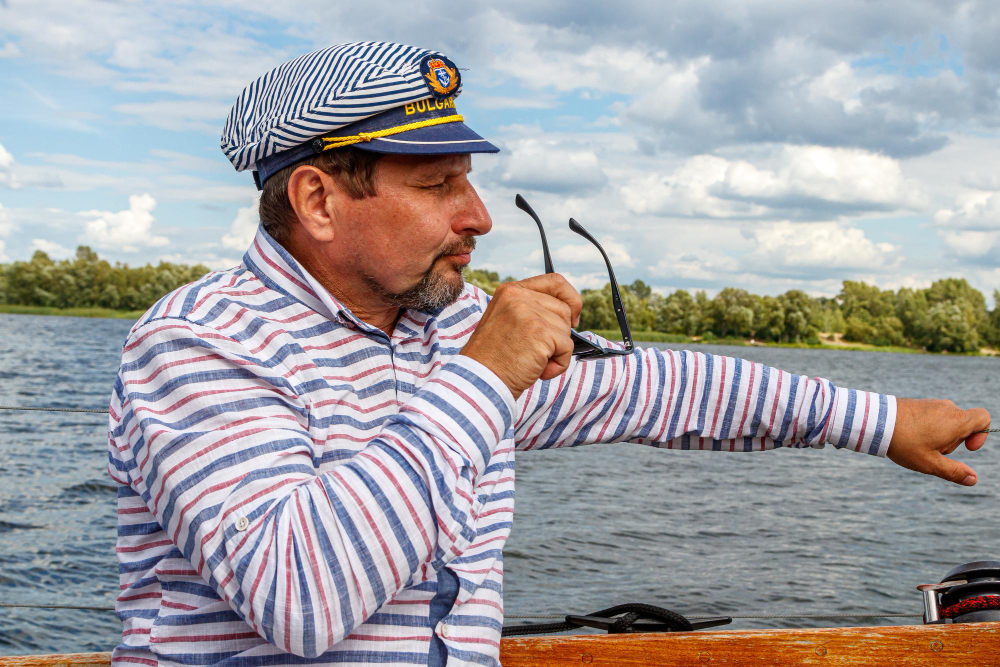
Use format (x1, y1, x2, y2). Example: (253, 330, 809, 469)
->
(420, 55, 460, 98)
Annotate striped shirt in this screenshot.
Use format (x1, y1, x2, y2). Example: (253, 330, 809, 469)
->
(108, 226, 896, 667)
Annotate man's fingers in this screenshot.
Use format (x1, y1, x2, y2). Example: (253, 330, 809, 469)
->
(966, 431, 988, 452)
(519, 273, 582, 325)
(934, 454, 978, 486)
(965, 407, 991, 431)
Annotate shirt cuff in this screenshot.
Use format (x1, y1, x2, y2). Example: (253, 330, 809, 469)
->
(826, 388, 897, 457)
(401, 355, 516, 475)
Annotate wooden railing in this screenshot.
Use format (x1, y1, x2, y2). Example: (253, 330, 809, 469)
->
(2, 623, 999, 666)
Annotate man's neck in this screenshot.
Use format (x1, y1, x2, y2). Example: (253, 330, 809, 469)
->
(284, 235, 401, 337)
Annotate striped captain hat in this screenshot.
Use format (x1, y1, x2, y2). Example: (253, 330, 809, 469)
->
(221, 41, 499, 189)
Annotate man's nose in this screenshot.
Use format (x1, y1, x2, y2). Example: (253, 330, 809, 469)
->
(453, 182, 492, 237)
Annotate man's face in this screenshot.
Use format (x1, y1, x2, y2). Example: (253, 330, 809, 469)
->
(338, 153, 492, 311)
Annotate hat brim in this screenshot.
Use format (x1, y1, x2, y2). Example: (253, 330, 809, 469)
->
(351, 120, 499, 155)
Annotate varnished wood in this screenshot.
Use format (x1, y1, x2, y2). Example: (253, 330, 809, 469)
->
(498, 622, 1000, 666)
(3, 624, 998, 666)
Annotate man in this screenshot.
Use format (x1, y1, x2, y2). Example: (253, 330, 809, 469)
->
(108, 42, 989, 667)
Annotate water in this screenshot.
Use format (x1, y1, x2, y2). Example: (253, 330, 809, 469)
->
(1, 312, 998, 655)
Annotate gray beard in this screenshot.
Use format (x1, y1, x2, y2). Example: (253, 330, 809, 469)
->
(363, 238, 475, 312)
(364, 263, 466, 312)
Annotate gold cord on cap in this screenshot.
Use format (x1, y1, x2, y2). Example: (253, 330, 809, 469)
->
(319, 115, 465, 150)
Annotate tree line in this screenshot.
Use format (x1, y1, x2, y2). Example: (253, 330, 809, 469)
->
(2, 248, 997, 353)
(0, 246, 209, 312)
(467, 269, 1000, 354)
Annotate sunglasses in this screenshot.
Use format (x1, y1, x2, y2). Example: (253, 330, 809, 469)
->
(515, 194, 634, 359)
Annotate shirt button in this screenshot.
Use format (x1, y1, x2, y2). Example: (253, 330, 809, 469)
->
(440, 623, 451, 638)
(235, 516, 249, 531)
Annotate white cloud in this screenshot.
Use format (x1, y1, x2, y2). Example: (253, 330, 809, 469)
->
(622, 155, 769, 219)
(81, 194, 169, 252)
(622, 145, 922, 219)
(497, 137, 608, 194)
(31, 238, 74, 259)
(221, 199, 260, 252)
(0, 42, 20, 58)
(747, 221, 901, 271)
(0, 240, 7, 262)
(527, 237, 634, 268)
(934, 191, 1000, 231)
(939, 230, 1000, 258)
(0, 142, 18, 188)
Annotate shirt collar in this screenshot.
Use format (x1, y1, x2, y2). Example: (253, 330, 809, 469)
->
(243, 224, 358, 326)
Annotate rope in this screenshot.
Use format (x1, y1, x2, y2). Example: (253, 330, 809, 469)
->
(506, 612, 921, 620)
(0, 405, 107, 414)
(502, 603, 694, 637)
(318, 115, 465, 149)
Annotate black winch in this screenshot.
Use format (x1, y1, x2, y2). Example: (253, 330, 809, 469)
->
(919, 560, 1000, 623)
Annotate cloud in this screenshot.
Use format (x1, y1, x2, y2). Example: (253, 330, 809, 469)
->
(0, 42, 20, 58)
(221, 199, 260, 252)
(0, 142, 18, 188)
(934, 191, 1000, 232)
(0, 240, 7, 262)
(31, 238, 73, 259)
(81, 194, 169, 252)
(527, 236, 634, 269)
(746, 221, 902, 274)
(495, 137, 608, 195)
(622, 145, 922, 219)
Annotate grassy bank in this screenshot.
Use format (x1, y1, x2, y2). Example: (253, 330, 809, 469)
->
(589, 329, 948, 355)
(0, 304, 145, 320)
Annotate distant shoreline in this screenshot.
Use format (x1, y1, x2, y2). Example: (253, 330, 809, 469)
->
(3, 307, 997, 357)
(0, 304, 145, 320)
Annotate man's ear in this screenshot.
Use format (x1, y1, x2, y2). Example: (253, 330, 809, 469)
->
(287, 165, 343, 243)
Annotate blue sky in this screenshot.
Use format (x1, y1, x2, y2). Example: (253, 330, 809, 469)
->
(2, 0, 1000, 301)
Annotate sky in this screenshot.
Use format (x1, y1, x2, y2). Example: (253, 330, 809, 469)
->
(2, 0, 1000, 301)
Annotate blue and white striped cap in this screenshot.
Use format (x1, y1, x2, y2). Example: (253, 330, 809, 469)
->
(221, 42, 499, 188)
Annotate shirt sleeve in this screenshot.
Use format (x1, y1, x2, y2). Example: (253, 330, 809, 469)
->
(513, 341, 896, 456)
(109, 317, 514, 658)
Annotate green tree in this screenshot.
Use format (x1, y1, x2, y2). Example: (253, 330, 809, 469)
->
(922, 302, 980, 353)
(779, 290, 818, 342)
(710, 288, 757, 338)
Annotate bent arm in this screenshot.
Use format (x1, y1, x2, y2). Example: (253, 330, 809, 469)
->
(514, 342, 895, 454)
(111, 318, 513, 658)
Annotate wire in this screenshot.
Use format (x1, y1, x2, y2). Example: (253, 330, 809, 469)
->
(0, 405, 107, 414)
(0, 602, 115, 612)
(0, 602, 922, 621)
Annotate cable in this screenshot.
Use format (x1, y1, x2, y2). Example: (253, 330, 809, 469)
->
(0, 602, 115, 612)
(0, 405, 107, 414)
(0, 601, 921, 621)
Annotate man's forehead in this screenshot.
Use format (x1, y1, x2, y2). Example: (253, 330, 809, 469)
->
(391, 153, 472, 175)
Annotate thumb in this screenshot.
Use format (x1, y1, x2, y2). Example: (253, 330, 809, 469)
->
(935, 455, 978, 486)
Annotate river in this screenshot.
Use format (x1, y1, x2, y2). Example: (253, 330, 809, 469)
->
(0, 312, 997, 654)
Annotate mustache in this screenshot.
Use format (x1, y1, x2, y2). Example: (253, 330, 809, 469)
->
(438, 237, 476, 258)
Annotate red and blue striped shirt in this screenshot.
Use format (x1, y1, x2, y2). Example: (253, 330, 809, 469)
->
(108, 226, 896, 666)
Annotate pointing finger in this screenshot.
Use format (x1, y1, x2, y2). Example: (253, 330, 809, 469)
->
(935, 454, 977, 486)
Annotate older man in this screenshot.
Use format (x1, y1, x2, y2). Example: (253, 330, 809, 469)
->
(108, 42, 989, 667)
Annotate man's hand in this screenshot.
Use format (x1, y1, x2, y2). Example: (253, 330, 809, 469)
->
(461, 274, 582, 400)
(887, 398, 990, 486)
